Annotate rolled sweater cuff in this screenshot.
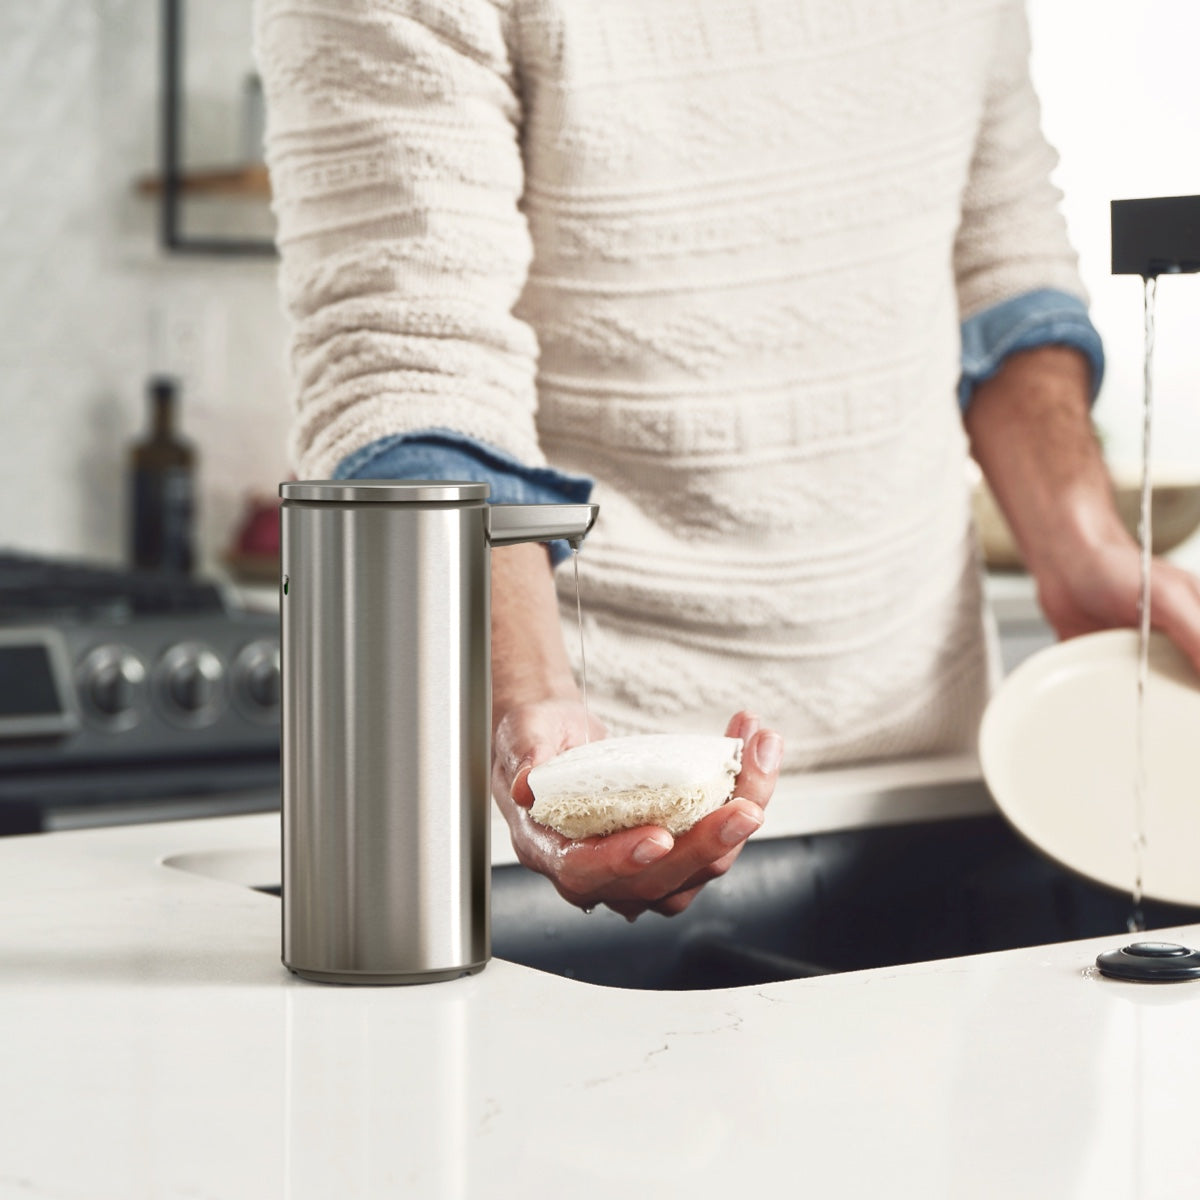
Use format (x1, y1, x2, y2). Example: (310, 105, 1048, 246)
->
(958, 288, 1106, 412)
(333, 430, 594, 567)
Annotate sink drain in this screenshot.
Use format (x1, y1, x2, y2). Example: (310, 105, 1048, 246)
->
(1095, 941, 1200, 982)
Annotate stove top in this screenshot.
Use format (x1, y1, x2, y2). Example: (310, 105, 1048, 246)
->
(0, 550, 226, 621)
(0, 551, 280, 834)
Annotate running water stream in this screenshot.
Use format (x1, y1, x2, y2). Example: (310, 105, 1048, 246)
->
(1129, 274, 1157, 934)
(571, 546, 591, 743)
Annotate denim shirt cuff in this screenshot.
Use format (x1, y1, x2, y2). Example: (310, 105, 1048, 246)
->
(333, 429, 594, 568)
(958, 288, 1106, 412)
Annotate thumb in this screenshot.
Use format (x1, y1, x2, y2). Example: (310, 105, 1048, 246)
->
(493, 707, 560, 807)
(491, 742, 536, 810)
(509, 757, 537, 808)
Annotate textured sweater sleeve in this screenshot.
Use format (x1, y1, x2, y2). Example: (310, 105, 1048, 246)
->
(952, 2, 1086, 320)
(254, 0, 543, 479)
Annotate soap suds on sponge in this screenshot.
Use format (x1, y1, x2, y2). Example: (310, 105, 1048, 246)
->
(527, 734, 743, 840)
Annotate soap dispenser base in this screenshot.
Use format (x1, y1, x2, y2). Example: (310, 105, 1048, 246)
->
(285, 959, 489, 986)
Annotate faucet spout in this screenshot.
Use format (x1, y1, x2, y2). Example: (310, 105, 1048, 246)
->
(1112, 195, 1200, 277)
(485, 503, 598, 548)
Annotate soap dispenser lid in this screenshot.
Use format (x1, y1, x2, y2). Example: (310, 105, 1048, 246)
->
(280, 480, 490, 504)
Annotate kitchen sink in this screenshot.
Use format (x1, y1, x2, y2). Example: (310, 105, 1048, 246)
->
(492, 815, 1200, 987)
(212, 814, 1200, 990)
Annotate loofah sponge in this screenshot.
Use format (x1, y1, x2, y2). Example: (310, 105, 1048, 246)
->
(527, 734, 744, 840)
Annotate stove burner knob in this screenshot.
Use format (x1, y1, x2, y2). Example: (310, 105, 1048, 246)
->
(159, 644, 225, 726)
(233, 640, 280, 720)
(78, 646, 146, 729)
(91, 659, 143, 715)
(246, 656, 280, 709)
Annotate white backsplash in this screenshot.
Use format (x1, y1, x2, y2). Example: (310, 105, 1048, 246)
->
(1030, 0, 1200, 478)
(0, 0, 290, 572)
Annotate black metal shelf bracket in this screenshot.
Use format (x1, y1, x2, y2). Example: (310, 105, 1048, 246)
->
(160, 0, 276, 258)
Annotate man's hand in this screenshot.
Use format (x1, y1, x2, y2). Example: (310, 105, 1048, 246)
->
(1035, 529, 1200, 674)
(488, 543, 783, 917)
(492, 706, 783, 919)
(966, 345, 1200, 672)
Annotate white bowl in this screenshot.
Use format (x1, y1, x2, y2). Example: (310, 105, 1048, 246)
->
(979, 629, 1200, 906)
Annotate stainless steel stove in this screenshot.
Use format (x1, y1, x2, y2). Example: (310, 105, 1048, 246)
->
(0, 551, 280, 833)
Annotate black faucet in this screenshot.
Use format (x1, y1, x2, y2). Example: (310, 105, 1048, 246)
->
(1111, 195, 1200, 277)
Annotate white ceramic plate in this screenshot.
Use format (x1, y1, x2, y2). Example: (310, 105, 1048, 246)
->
(979, 629, 1200, 907)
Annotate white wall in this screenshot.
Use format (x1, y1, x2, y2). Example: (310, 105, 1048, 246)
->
(1029, 0, 1200, 478)
(0, 0, 290, 571)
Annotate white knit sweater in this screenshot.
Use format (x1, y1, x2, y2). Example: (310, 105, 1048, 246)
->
(256, 0, 1085, 769)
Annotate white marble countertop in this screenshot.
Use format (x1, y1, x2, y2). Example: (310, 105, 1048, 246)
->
(4, 775, 1200, 1200)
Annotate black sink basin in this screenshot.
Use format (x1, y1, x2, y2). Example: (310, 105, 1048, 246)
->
(258, 814, 1200, 990)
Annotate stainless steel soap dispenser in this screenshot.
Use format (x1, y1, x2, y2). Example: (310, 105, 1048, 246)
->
(279, 479, 597, 984)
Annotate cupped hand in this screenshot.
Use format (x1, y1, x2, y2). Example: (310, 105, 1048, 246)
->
(491, 706, 783, 920)
(1035, 531, 1200, 674)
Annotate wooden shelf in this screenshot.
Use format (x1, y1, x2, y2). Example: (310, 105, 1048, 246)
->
(135, 164, 270, 198)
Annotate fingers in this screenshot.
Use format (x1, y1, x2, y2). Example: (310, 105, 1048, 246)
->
(724, 710, 758, 741)
(736, 727, 784, 811)
(556, 715, 783, 912)
(722, 710, 783, 809)
(650, 884, 705, 917)
(1151, 561, 1200, 676)
(604, 899, 645, 921)
(550, 801, 760, 915)
(636, 798, 763, 893)
(498, 704, 785, 919)
(493, 708, 557, 790)
(537, 795, 763, 915)
(609, 882, 707, 920)
(493, 700, 597, 808)
(608, 718, 782, 905)
(509, 762, 535, 809)
(570, 798, 763, 921)
(552, 824, 675, 901)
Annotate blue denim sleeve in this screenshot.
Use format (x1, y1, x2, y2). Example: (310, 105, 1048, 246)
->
(958, 288, 1105, 413)
(333, 428, 594, 567)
